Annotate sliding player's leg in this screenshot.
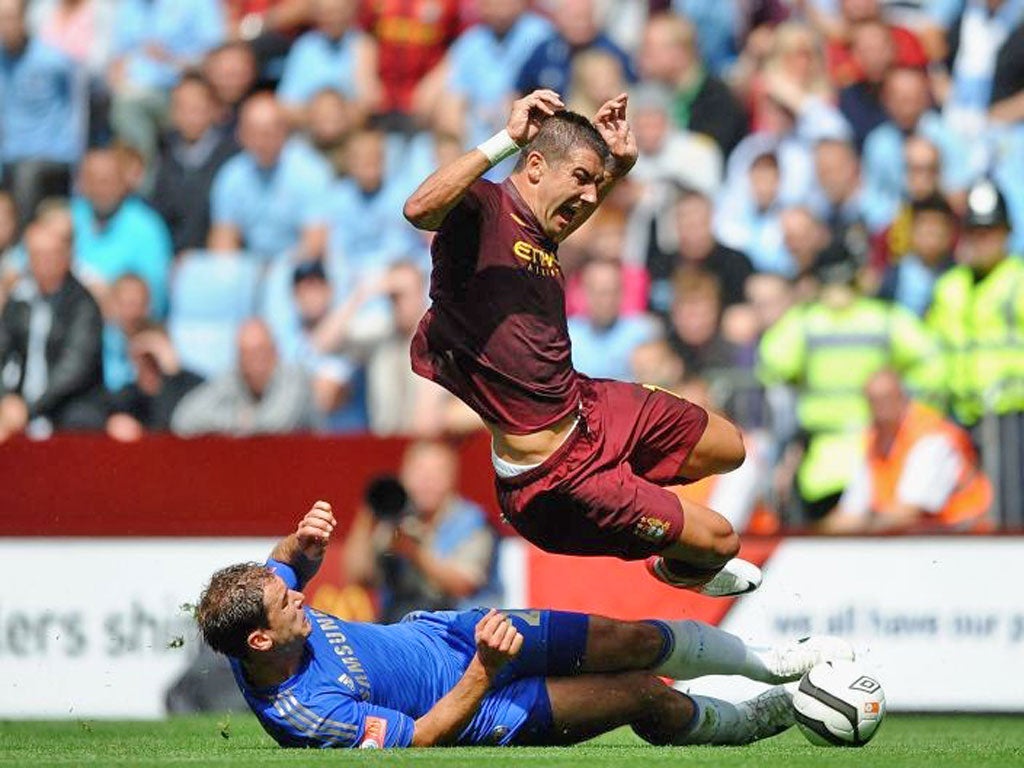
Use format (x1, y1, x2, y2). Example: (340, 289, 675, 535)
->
(579, 615, 854, 684)
(534, 673, 796, 746)
(495, 610, 854, 685)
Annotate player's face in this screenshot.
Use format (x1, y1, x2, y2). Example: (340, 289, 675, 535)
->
(261, 576, 312, 650)
(537, 147, 605, 241)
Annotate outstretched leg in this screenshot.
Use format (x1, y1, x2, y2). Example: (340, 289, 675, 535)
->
(578, 615, 854, 683)
(537, 672, 794, 747)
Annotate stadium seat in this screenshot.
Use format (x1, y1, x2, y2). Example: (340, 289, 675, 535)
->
(168, 252, 262, 379)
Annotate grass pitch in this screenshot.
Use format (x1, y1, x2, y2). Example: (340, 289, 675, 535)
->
(2, 714, 1022, 767)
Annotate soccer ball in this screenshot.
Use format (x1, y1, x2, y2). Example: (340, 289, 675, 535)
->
(793, 660, 886, 747)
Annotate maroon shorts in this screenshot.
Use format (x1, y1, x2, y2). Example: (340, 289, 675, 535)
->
(495, 377, 709, 560)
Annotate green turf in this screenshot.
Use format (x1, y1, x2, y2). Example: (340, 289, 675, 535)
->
(1, 714, 1022, 767)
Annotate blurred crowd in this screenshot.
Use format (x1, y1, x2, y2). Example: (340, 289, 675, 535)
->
(1, 0, 1023, 530)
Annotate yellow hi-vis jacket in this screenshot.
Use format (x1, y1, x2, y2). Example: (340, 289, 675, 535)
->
(759, 297, 944, 501)
(927, 256, 1024, 426)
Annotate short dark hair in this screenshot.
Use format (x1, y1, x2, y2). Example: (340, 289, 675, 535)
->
(911, 192, 954, 218)
(514, 111, 610, 171)
(196, 563, 273, 658)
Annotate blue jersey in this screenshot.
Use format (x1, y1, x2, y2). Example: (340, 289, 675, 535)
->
(230, 560, 589, 749)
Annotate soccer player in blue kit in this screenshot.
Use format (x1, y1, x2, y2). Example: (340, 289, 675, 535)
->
(197, 501, 853, 749)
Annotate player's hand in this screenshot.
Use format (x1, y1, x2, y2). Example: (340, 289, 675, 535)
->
(474, 609, 523, 678)
(506, 90, 564, 147)
(593, 93, 637, 177)
(296, 500, 336, 560)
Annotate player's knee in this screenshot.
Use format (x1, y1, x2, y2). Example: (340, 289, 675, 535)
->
(587, 618, 666, 670)
(715, 528, 741, 562)
(716, 420, 746, 473)
(629, 677, 691, 746)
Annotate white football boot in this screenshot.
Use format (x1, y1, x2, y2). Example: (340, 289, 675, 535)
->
(732, 684, 798, 744)
(756, 636, 857, 684)
(646, 556, 763, 597)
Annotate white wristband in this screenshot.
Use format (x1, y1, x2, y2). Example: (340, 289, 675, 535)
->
(476, 129, 520, 166)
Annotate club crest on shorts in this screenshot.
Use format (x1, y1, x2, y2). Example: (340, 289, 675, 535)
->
(634, 515, 671, 543)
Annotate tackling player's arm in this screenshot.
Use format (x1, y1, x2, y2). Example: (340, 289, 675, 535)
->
(411, 609, 524, 747)
(267, 500, 337, 588)
(402, 90, 565, 231)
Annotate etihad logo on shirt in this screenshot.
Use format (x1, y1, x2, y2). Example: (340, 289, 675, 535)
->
(513, 240, 561, 278)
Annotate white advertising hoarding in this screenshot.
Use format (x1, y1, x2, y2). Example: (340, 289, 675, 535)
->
(707, 538, 1024, 711)
(0, 539, 275, 719)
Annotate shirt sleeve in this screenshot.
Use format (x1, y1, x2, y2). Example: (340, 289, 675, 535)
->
(896, 433, 964, 514)
(209, 164, 239, 226)
(300, 693, 415, 748)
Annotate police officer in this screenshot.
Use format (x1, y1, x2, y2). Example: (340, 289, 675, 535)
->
(927, 179, 1024, 526)
(759, 253, 943, 523)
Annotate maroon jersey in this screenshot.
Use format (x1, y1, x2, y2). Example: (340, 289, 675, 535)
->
(411, 178, 580, 434)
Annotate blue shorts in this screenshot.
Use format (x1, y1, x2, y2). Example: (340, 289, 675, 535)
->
(402, 608, 589, 746)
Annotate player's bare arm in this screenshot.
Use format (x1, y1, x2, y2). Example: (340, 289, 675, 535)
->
(411, 609, 524, 747)
(559, 93, 638, 241)
(403, 90, 565, 231)
(268, 500, 337, 584)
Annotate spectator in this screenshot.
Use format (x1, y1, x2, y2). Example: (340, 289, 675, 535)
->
(878, 134, 947, 267)
(516, 0, 634, 100)
(208, 93, 332, 261)
(322, 128, 423, 276)
(565, 48, 629, 118)
(879, 193, 956, 315)
(837, 19, 896, 149)
(224, 0, 311, 82)
(0, 219, 105, 441)
(716, 152, 789, 276)
(102, 272, 149, 392)
(360, 0, 461, 126)
(666, 269, 739, 376)
(568, 258, 659, 380)
(565, 209, 651, 317)
(630, 337, 686, 392)
(358, 261, 449, 437)
(302, 88, 356, 176)
(171, 317, 315, 436)
(670, 0, 744, 75)
(105, 324, 203, 441)
(862, 66, 972, 229)
(628, 83, 724, 196)
(286, 259, 355, 419)
(344, 439, 503, 622)
(746, 21, 834, 133)
(29, 0, 115, 74)
(72, 148, 173, 317)
(939, 0, 1024, 143)
(276, 0, 381, 127)
(821, 368, 992, 532)
(989, 18, 1024, 124)
(150, 73, 239, 255)
(203, 41, 259, 134)
(435, 0, 552, 172)
(927, 178, 1024, 524)
(0, 0, 84, 226)
(814, 0, 927, 88)
(0, 191, 18, 301)
(637, 12, 748, 157)
(758, 256, 943, 522)
(107, 0, 226, 170)
(809, 137, 876, 276)
(648, 189, 752, 313)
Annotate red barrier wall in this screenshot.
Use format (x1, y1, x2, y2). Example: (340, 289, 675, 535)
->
(0, 432, 502, 536)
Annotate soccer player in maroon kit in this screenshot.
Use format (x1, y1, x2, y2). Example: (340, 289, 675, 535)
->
(403, 90, 761, 596)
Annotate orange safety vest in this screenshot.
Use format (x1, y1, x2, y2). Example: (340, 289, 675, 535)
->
(867, 402, 993, 529)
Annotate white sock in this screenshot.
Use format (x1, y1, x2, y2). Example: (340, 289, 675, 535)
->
(650, 620, 775, 682)
(675, 694, 748, 745)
